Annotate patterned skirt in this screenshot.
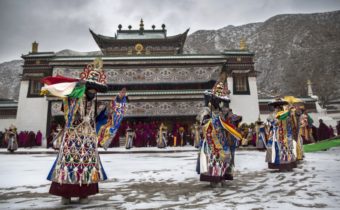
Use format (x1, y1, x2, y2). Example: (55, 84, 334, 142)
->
(47, 124, 107, 196)
(49, 182, 98, 198)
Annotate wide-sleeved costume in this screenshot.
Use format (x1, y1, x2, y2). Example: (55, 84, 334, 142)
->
(265, 99, 297, 171)
(193, 123, 201, 148)
(47, 97, 107, 197)
(125, 127, 134, 149)
(199, 113, 242, 182)
(42, 58, 108, 198)
(255, 120, 267, 149)
(157, 123, 167, 148)
(299, 112, 314, 144)
(197, 72, 242, 183)
(97, 94, 127, 149)
(5, 125, 18, 152)
(285, 96, 313, 161)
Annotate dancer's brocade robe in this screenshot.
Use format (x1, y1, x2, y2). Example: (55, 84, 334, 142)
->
(157, 125, 167, 148)
(125, 130, 134, 149)
(199, 114, 241, 182)
(47, 98, 107, 185)
(255, 124, 266, 149)
(299, 113, 314, 143)
(5, 129, 18, 152)
(266, 110, 296, 168)
(193, 124, 200, 148)
(288, 109, 310, 161)
(97, 95, 127, 149)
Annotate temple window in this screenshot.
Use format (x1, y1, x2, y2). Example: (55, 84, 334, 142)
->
(233, 74, 250, 95)
(28, 79, 43, 97)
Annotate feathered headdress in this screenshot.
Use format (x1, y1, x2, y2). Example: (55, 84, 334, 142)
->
(80, 58, 108, 93)
(204, 72, 230, 109)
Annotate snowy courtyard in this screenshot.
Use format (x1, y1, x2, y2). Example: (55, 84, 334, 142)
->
(0, 148, 340, 210)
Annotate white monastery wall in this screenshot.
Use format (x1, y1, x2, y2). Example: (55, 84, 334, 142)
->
(0, 119, 16, 131)
(228, 77, 260, 124)
(15, 81, 48, 147)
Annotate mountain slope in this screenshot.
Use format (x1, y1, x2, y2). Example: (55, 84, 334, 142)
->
(0, 60, 23, 99)
(184, 10, 340, 104)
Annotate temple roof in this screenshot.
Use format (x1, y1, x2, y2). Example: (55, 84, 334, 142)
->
(89, 28, 189, 45)
(51, 54, 225, 61)
(116, 30, 166, 40)
(22, 52, 55, 58)
(222, 49, 255, 56)
(89, 20, 189, 56)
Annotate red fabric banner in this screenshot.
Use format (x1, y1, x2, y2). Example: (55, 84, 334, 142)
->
(41, 75, 79, 85)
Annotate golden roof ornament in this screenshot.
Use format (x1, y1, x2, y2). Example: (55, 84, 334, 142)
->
(135, 43, 144, 55)
(93, 57, 103, 70)
(32, 41, 38, 53)
(240, 38, 247, 50)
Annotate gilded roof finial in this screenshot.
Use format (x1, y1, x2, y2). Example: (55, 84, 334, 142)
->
(240, 38, 247, 50)
(93, 57, 103, 71)
(32, 41, 38, 53)
(139, 18, 144, 30)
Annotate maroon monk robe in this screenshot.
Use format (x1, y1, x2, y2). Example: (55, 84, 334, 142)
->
(36, 130, 42, 146)
(134, 129, 143, 147)
(318, 120, 330, 141)
(23, 131, 29, 147)
(28, 131, 36, 147)
(18, 131, 25, 147)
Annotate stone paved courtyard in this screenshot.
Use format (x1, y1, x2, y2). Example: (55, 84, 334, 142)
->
(0, 148, 340, 209)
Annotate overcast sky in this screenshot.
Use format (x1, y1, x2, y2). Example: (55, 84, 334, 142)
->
(0, 0, 339, 62)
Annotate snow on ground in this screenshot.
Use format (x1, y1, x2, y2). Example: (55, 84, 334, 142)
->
(0, 148, 340, 209)
(0, 146, 197, 154)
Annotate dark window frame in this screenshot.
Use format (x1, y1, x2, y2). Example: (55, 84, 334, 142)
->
(27, 79, 44, 98)
(232, 73, 250, 95)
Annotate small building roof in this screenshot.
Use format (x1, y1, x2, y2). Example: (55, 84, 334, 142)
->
(258, 97, 317, 103)
(98, 89, 206, 96)
(222, 49, 255, 56)
(22, 52, 55, 58)
(0, 99, 18, 108)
